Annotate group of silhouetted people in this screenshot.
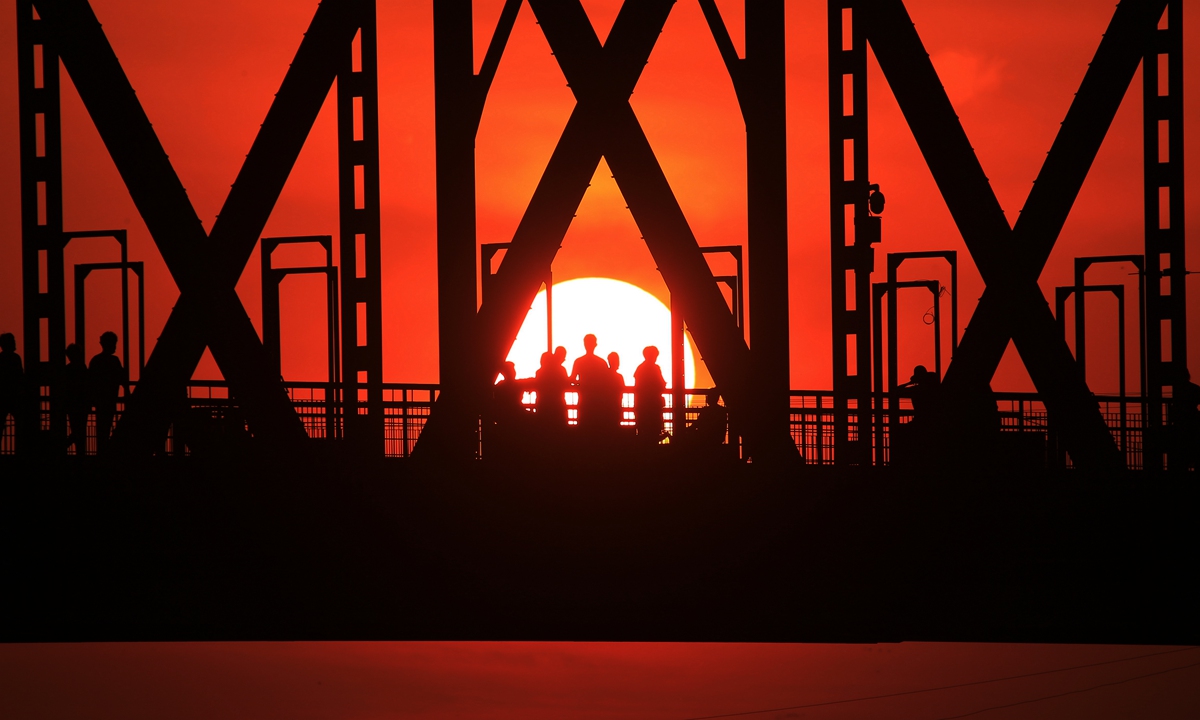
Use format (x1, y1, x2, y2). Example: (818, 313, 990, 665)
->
(0, 330, 128, 455)
(491, 334, 674, 447)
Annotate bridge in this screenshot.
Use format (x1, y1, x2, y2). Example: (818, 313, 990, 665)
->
(0, 0, 1195, 643)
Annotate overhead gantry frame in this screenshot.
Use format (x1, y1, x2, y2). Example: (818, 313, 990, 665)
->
(830, 0, 1180, 472)
(422, 0, 796, 461)
(18, 0, 386, 455)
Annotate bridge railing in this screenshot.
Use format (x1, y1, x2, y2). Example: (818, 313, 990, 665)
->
(788, 390, 1161, 470)
(0, 382, 1171, 469)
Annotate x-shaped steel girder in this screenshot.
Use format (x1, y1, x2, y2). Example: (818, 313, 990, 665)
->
(862, 0, 1165, 471)
(418, 0, 797, 460)
(37, 0, 365, 452)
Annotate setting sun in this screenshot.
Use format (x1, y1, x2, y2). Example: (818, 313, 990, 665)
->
(505, 278, 697, 388)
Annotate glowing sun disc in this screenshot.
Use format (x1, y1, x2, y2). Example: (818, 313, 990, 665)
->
(506, 277, 696, 388)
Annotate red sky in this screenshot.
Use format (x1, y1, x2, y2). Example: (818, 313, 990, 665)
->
(2, 641, 1198, 719)
(0, 0, 1198, 392)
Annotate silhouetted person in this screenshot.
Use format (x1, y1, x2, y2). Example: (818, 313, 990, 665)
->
(64, 343, 90, 455)
(899, 364, 939, 424)
(891, 365, 941, 466)
(634, 346, 667, 444)
(570, 334, 609, 431)
(601, 351, 627, 431)
(535, 350, 568, 430)
(1172, 369, 1200, 471)
(0, 332, 25, 450)
(493, 361, 524, 422)
(89, 331, 127, 453)
(868, 183, 886, 215)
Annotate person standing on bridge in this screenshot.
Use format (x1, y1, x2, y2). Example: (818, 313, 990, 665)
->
(570, 334, 609, 432)
(603, 351, 627, 432)
(88, 331, 127, 453)
(633, 346, 666, 444)
(0, 332, 26, 452)
(535, 350, 568, 431)
(64, 343, 90, 455)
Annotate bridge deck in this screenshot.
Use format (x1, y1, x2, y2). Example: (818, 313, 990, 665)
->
(1, 450, 1194, 643)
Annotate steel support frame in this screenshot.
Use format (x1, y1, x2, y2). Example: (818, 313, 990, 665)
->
(871, 278, 939, 466)
(260, 236, 341, 439)
(432, 0, 522, 457)
(670, 245, 746, 440)
(423, 0, 796, 461)
(26, 0, 376, 455)
(337, 13, 385, 450)
(829, 2, 880, 465)
(858, 0, 1169, 472)
(1073, 255, 1146, 398)
(18, 0, 65, 440)
(1056, 284, 1128, 458)
(64, 230, 132, 373)
(700, 0, 791, 453)
(886, 251, 959, 376)
(73, 260, 145, 377)
(1142, 1, 1186, 471)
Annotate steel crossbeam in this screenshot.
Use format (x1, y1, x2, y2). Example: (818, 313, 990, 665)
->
(859, 0, 1167, 471)
(418, 0, 797, 461)
(31, 0, 368, 453)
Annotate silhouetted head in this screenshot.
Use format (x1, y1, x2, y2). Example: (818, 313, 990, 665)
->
(100, 331, 118, 354)
(540, 352, 553, 369)
(66, 343, 84, 365)
(554, 346, 567, 365)
(868, 183, 886, 215)
(643, 346, 659, 363)
(0, 333, 14, 354)
(583, 334, 597, 353)
(607, 352, 620, 371)
(501, 361, 516, 381)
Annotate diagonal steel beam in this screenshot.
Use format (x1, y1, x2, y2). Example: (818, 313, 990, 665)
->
(942, 0, 1165, 391)
(533, 1, 796, 460)
(418, 0, 796, 459)
(415, 0, 670, 457)
(861, 0, 1161, 471)
(38, 0, 361, 451)
(126, 0, 361, 449)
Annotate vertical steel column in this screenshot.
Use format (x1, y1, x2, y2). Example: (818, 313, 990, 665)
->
(18, 1, 66, 443)
(671, 298, 685, 435)
(829, 2, 878, 465)
(745, 0, 791, 449)
(1142, 0, 1186, 471)
(871, 282, 886, 463)
(432, 0, 479, 457)
(338, 0, 384, 450)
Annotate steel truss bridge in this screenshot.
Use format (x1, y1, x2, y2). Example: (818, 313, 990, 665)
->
(9, 0, 1191, 472)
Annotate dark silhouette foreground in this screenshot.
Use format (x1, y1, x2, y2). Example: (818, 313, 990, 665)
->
(0, 448, 1195, 643)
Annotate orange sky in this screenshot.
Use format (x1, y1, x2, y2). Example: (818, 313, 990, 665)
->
(0, 0, 1197, 392)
